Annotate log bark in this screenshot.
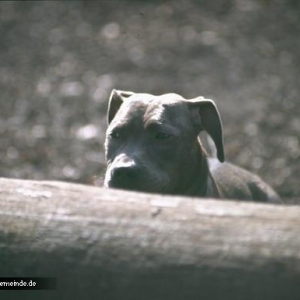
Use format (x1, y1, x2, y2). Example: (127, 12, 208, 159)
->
(0, 177, 299, 300)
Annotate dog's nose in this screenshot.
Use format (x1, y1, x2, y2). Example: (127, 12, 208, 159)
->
(108, 157, 141, 189)
(112, 165, 138, 181)
(107, 154, 141, 189)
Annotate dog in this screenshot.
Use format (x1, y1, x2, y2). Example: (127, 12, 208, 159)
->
(104, 89, 280, 203)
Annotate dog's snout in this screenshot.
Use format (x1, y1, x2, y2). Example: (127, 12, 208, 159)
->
(107, 155, 141, 189)
(112, 165, 138, 180)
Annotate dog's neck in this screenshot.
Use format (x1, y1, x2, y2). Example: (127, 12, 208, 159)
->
(178, 139, 220, 198)
(173, 139, 207, 197)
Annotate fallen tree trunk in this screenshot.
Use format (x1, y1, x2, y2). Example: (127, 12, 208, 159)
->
(0, 178, 299, 300)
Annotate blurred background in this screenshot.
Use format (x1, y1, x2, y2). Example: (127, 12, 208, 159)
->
(0, 0, 299, 203)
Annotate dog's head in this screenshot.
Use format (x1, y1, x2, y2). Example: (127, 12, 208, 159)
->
(104, 89, 224, 194)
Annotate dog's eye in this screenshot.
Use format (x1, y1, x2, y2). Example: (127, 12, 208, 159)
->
(155, 132, 171, 140)
(110, 130, 120, 139)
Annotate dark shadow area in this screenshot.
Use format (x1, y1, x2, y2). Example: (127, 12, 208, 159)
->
(0, 0, 299, 203)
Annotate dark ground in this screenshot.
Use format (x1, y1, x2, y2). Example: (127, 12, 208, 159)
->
(0, 0, 299, 203)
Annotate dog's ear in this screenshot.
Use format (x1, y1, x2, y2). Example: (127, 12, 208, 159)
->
(107, 89, 134, 124)
(188, 97, 225, 162)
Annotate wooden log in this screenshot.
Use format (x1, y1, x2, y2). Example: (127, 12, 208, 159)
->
(0, 177, 299, 300)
